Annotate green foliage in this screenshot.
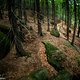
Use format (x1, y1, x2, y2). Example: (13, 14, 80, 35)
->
(43, 41, 66, 71)
(51, 70, 72, 80)
(30, 68, 48, 80)
(50, 28, 60, 37)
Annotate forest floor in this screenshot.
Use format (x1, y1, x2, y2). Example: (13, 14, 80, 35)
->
(0, 13, 80, 80)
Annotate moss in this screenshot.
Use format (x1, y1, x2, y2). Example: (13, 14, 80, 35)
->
(48, 51, 66, 71)
(17, 68, 48, 80)
(43, 41, 66, 71)
(42, 41, 58, 56)
(50, 28, 60, 37)
(51, 70, 72, 80)
(30, 68, 48, 80)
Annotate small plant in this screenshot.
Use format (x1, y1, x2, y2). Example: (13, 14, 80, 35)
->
(50, 28, 60, 37)
(51, 70, 72, 80)
(30, 68, 48, 80)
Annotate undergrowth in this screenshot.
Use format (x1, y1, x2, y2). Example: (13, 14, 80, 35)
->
(50, 28, 60, 37)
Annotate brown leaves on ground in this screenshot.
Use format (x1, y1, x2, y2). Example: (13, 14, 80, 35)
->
(0, 15, 80, 80)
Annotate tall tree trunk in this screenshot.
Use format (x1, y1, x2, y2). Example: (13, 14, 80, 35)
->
(41, 0, 44, 23)
(52, 0, 56, 30)
(66, 0, 70, 40)
(46, 0, 50, 31)
(7, 0, 12, 23)
(77, 19, 80, 37)
(18, 0, 24, 41)
(18, 0, 23, 20)
(7, 0, 26, 56)
(71, 0, 77, 45)
(33, 0, 36, 24)
(36, 0, 42, 36)
(23, 0, 27, 25)
(0, 10, 3, 19)
(77, 4, 80, 37)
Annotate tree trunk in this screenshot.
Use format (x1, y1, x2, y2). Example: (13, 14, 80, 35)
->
(46, 0, 50, 31)
(52, 0, 56, 30)
(23, 0, 27, 25)
(36, 0, 42, 36)
(66, 0, 70, 40)
(71, 0, 77, 45)
(41, 0, 44, 23)
(7, 0, 12, 23)
(7, 0, 26, 56)
(77, 4, 80, 37)
(0, 10, 3, 19)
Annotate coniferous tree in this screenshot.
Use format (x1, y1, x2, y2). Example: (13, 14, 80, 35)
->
(71, 0, 77, 45)
(66, 0, 70, 40)
(52, 0, 56, 30)
(46, 0, 50, 31)
(36, 0, 42, 36)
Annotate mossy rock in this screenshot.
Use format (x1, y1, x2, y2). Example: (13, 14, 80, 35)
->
(43, 41, 66, 71)
(30, 68, 48, 80)
(42, 41, 58, 56)
(0, 31, 11, 59)
(50, 29, 60, 37)
(48, 51, 66, 71)
(51, 70, 72, 80)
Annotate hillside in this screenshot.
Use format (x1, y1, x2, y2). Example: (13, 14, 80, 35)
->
(0, 14, 80, 80)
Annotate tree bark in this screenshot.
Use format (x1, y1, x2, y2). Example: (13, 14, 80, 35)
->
(66, 0, 70, 40)
(46, 0, 50, 31)
(52, 0, 56, 30)
(77, 4, 80, 37)
(36, 0, 42, 36)
(71, 0, 77, 45)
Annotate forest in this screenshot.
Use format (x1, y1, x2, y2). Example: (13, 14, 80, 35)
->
(0, 0, 80, 80)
